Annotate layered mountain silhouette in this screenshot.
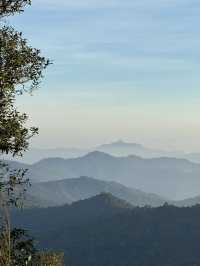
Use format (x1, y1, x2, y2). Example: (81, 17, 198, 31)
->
(2, 147, 88, 164)
(96, 140, 171, 157)
(12, 193, 200, 266)
(4, 140, 200, 164)
(10, 151, 200, 199)
(99, 141, 200, 163)
(25, 176, 167, 208)
(24, 176, 200, 208)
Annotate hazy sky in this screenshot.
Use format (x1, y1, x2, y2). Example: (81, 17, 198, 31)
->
(9, 0, 200, 151)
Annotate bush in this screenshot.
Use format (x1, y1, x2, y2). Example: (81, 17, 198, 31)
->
(34, 252, 64, 266)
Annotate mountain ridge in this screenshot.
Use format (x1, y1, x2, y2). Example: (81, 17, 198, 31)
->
(12, 194, 200, 266)
(4, 150, 200, 199)
(4, 140, 200, 164)
(24, 176, 200, 208)
(25, 176, 167, 208)
(27, 151, 200, 199)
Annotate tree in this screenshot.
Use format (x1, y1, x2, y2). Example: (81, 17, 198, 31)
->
(0, 1, 50, 264)
(0, 25, 49, 157)
(10, 228, 36, 265)
(0, 1, 31, 17)
(34, 252, 64, 266)
(0, 0, 49, 200)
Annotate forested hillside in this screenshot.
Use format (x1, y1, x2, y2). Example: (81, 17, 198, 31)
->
(25, 176, 166, 207)
(13, 194, 200, 266)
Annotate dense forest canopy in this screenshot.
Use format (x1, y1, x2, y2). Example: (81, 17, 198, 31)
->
(12, 194, 200, 266)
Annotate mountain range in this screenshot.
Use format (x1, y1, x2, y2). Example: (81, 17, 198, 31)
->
(25, 176, 167, 208)
(12, 193, 200, 266)
(4, 140, 200, 164)
(9, 151, 200, 200)
(24, 176, 200, 208)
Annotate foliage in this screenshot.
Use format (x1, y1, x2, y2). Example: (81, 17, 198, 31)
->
(0, 1, 51, 265)
(34, 252, 64, 266)
(0, 0, 49, 209)
(0, 161, 29, 207)
(10, 228, 36, 266)
(0, 26, 49, 156)
(0, 0, 31, 17)
(0, 0, 49, 202)
(12, 194, 200, 266)
(0, 200, 10, 266)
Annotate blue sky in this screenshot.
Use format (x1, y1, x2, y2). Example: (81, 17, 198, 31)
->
(9, 0, 200, 151)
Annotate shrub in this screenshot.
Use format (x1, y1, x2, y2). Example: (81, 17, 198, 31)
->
(34, 251, 64, 266)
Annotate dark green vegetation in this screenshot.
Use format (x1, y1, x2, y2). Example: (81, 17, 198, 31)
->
(12, 193, 200, 266)
(0, 0, 49, 205)
(0, 1, 55, 265)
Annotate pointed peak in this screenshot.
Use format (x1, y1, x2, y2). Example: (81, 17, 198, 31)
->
(98, 140, 144, 148)
(83, 151, 114, 159)
(90, 192, 133, 209)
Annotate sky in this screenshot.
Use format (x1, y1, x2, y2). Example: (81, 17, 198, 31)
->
(8, 0, 200, 151)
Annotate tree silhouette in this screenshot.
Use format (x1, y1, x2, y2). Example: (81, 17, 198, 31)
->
(0, 1, 50, 264)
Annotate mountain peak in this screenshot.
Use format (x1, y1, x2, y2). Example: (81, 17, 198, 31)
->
(114, 140, 142, 146)
(100, 140, 143, 148)
(87, 192, 133, 209)
(83, 151, 114, 159)
(71, 192, 132, 210)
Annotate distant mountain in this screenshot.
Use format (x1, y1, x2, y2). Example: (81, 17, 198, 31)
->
(96, 140, 171, 158)
(25, 176, 200, 208)
(22, 151, 200, 199)
(25, 176, 167, 208)
(4, 150, 200, 199)
(4, 140, 200, 164)
(3, 159, 29, 170)
(97, 140, 200, 163)
(4, 140, 157, 163)
(12, 194, 200, 266)
(175, 195, 200, 207)
(183, 152, 200, 164)
(1, 147, 88, 164)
